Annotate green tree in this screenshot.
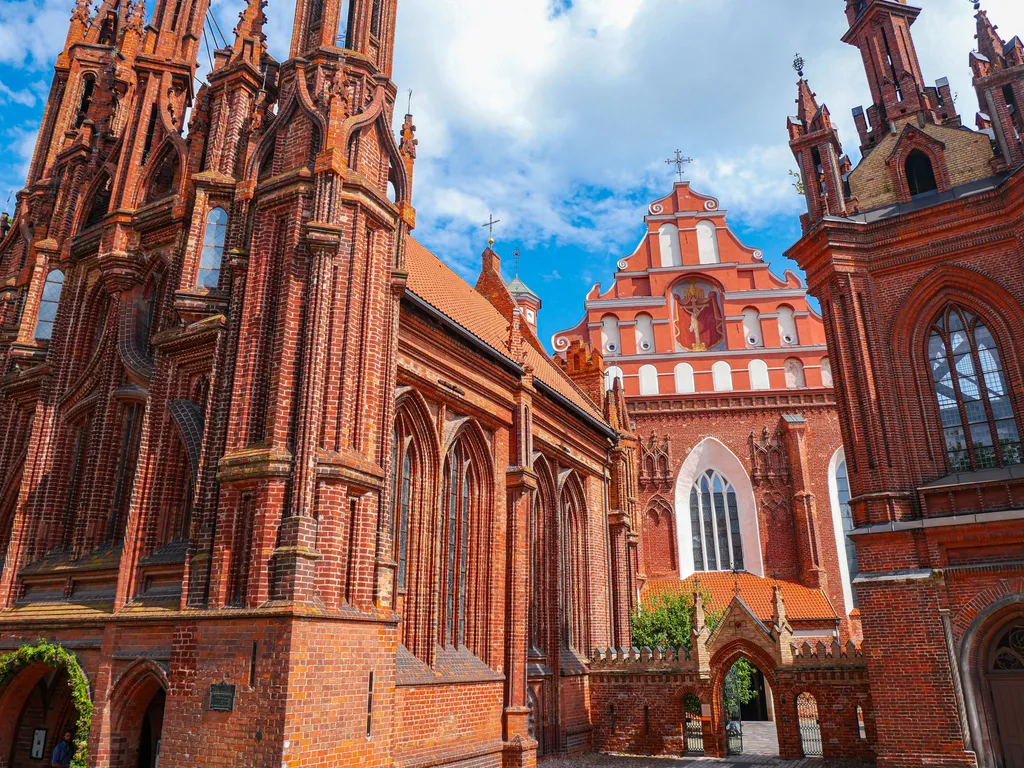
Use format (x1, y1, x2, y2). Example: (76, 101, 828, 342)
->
(724, 658, 758, 719)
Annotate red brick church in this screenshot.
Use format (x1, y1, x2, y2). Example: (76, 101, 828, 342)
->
(0, 0, 1021, 766)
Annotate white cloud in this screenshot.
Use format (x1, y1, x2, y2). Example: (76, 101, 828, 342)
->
(2, 0, 1023, 274)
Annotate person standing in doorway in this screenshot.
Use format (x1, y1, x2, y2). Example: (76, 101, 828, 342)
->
(51, 731, 74, 767)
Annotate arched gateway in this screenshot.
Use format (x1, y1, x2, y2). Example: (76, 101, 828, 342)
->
(588, 587, 877, 761)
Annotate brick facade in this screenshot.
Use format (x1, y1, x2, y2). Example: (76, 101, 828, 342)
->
(788, 3, 1024, 767)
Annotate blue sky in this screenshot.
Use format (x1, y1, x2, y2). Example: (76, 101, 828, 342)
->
(1, 0, 1022, 349)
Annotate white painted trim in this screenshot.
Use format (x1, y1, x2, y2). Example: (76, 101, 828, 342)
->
(674, 438, 764, 579)
(827, 448, 855, 616)
(852, 569, 934, 583)
(586, 297, 667, 309)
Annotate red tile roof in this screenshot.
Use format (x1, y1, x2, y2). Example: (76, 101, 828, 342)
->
(404, 238, 603, 420)
(643, 572, 837, 623)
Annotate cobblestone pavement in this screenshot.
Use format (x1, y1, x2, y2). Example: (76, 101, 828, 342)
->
(542, 756, 862, 768)
(542, 722, 868, 768)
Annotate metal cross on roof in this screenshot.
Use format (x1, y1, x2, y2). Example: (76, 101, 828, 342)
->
(793, 53, 806, 79)
(512, 247, 522, 278)
(481, 214, 501, 245)
(666, 149, 694, 182)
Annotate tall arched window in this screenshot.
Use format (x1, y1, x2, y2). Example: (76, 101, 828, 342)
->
(605, 365, 624, 392)
(639, 364, 660, 396)
(829, 449, 858, 612)
(659, 224, 681, 267)
(392, 440, 413, 591)
(440, 439, 476, 648)
(560, 476, 589, 653)
(906, 149, 938, 197)
(198, 207, 228, 288)
(742, 307, 763, 347)
(778, 306, 799, 346)
(601, 315, 621, 355)
(785, 358, 806, 388)
(635, 314, 655, 353)
(675, 362, 695, 394)
(696, 220, 720, 265)
(712, 361, 733, 392)
(689, 469, 743, 572)
(928, 306, 1022, 471)
(748, 359, 770, 391)
(34, 269, 65, 341)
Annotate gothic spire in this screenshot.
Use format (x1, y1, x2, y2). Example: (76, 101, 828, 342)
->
(232, 0, 268, 67)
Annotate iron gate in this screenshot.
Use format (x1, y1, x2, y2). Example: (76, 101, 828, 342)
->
(797, 693, 823, 757)
(684, 713, 704, 754)
(684, 694, 703, 754)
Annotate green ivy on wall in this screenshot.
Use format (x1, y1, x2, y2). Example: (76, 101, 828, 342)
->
(0, 640, 92, 768)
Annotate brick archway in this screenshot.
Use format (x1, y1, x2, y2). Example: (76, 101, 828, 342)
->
(961, 596, 1024, 768)
(707, 641, 796, 760)
(0, 663, 75, 768)
(107, 660, 168, 768)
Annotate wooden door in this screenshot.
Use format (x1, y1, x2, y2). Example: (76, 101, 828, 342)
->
(992, 675, 1024, 768)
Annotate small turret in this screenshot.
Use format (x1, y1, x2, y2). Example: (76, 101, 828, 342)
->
(971, 10, 1024, 170)
(788, 63, 850, 230)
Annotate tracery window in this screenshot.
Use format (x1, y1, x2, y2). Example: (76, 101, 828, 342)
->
(689, 469, 743, 572)
(992, 626, 1024, 671)
(928, 306, 1022, 471)
(198, 207, 228, 289)
(35, 269, 64, 341)
(440, 440, 475, 647)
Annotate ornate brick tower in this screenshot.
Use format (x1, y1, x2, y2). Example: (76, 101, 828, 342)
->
(0, 0, 414, 762)
(788, 3, 1024, 767)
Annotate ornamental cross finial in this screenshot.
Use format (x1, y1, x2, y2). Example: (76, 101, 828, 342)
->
(666, 149, 694, 182)
(481, 214, 501, 246)
(967, 0, 981, 11)
(512, 247, 522, 278)
(793, 53, 806, 79)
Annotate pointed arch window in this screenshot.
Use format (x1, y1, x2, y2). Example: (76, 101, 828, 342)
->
(35, 269, 65, 341)
(440, 439, 475, 647)
(688, 469, 743, 572)
(928, 306, 1022, 471)
(198, 207, 228, 288)
(392, 436, 413, 591)
(560, 478, 589, 652)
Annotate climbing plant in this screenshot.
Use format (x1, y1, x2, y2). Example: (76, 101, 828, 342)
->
(0, 640, 92, 768)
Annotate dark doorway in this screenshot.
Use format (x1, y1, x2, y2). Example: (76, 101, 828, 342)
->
(905, 150, 938, 197)
(136, 689, 165, 768)
(740, 667, 770, 722)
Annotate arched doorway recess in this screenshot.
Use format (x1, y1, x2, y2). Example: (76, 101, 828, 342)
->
(988, 623, 1024, 767)
(108, 661, 168, 768)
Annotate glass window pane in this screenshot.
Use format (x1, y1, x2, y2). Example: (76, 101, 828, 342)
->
(35, 320, 53, 340)
(996, 419, 1020, 442)
(37, 302, 58, 322)
(714, 490, 730, 569)
(985, 371, 1009, 399)
(944, 426, 967, 453)
(42, 282, 63, 301)
(971, 422, 994, 448)
(690, 488, 704, 571)
(976, 445, 997, 469)
(727, 491, 743, 571)
(948, 310, 964, 332)
(928, 334, 946, 361)
(965, 399, 987, 424)
(974, 324, 996, 350)
(198, 268, 220, 289)
(701, 489, 717, 571)
(950, 330, 970, 356)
